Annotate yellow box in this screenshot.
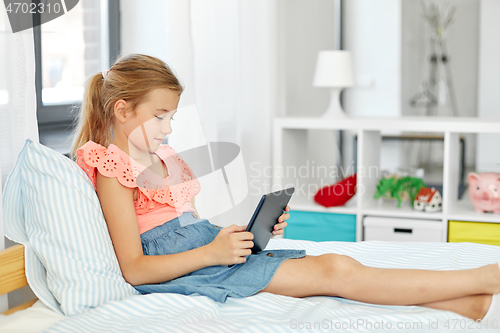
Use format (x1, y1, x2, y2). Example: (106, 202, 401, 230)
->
(448, 220, 500, 246)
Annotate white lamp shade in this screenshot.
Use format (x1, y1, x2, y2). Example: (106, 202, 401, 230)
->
(313, 50, 355, 87)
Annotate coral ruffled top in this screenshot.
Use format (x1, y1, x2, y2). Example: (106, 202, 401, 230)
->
(76, 141, 201, 234)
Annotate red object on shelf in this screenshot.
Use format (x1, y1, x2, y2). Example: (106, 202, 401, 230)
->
(314, 174, 357, 207)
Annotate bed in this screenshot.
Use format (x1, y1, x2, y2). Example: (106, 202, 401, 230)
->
(1, 238, 500, 332)
(1, 141, 499, 332)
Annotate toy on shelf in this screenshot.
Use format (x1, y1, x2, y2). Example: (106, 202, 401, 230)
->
(413, 187, 442, 212)
(373, 176, 427, 208)
(314, 174, 356, 208)
(468, 172, 500, 214)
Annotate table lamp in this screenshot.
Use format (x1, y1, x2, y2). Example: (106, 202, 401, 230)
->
(313, 50, 355, 118)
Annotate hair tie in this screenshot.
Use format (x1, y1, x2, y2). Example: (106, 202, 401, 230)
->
(102, 69, 109, 79)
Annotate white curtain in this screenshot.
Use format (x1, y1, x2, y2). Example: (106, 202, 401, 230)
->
(0, 10, 39, 312)
(164, 0, 280, 227)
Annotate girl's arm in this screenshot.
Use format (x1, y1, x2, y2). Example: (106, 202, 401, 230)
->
(95, 172, 254, 286)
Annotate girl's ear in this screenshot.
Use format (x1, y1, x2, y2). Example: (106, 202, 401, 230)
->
(114, 100, 128, 123)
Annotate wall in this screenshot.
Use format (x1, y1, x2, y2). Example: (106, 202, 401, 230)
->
(281, 0, 337, 118)
(280, 0, 340, 188)
(402, 0, 480, 119)
(477, 0, 500, 173)
(120, 0, 168, 61)
(343, 0, 402, 117)
(401, 0, 480, 171)
(342, 0, 402, 175)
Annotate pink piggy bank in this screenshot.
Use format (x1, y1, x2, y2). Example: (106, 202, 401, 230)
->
(468, 172, 500, 213)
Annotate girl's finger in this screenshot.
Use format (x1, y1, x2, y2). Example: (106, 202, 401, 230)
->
(279, 213, 290, 221)
(237, 224, 248, 231)
(274, 221, 287, 230)
(240, 240, 254, 249)
(235, 231, 254, 240)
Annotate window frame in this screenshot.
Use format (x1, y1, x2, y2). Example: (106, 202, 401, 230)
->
(34, 0, 120, 130)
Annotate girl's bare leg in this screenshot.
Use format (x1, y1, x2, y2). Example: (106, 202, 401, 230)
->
(417, 294, 492, 321)
(261, 254, 500, 317)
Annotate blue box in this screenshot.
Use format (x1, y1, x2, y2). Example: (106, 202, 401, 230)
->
(284, 210, 356, 242)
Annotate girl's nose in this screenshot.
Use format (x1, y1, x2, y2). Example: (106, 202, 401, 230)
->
(161, 120, 172, 135)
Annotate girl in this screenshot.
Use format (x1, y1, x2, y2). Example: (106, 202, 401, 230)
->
(71, 54, 500, 323)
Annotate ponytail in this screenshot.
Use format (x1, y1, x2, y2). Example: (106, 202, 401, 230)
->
(70, 73, 113, 159)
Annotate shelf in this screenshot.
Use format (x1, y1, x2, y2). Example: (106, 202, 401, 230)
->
(447, 196, 500, 223)
(361, 199, 443, 220)
(275, 116, 500, 133)
(289, 195, 358, 215)
(273, 116, 500, 242)
(289, 195, 500, 223)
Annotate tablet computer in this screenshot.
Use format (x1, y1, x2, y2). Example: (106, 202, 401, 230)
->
(246, 187, 295, 253)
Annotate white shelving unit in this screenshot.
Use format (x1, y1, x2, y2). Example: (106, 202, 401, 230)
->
(273, 116, 500, 242)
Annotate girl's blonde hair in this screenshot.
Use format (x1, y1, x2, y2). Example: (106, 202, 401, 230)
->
(70, 54, 183, 159)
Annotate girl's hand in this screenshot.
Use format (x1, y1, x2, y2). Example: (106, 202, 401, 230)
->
(273, 205, 290, 236)
(205, 225, 254, 266)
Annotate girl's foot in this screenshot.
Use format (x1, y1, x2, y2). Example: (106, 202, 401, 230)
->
(482, 293, 499, 323)
(482, 263, 500, 322)
(495, 262, 500, 294)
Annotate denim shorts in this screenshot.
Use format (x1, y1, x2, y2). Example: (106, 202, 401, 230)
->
(133, 212, 306, 302)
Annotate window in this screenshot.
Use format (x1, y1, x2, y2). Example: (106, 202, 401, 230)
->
(34, 0, 120, 154)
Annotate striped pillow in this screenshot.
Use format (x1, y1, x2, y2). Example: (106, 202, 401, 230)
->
(3, 139, 139, 315)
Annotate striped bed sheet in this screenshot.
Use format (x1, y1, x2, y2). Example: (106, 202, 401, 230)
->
(45, 239, 500, 332)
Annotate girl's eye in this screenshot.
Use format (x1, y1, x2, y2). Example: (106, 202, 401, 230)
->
(155, 115, 175, 121)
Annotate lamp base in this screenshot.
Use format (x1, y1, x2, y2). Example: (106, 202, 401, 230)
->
(321, 88, 347, 119)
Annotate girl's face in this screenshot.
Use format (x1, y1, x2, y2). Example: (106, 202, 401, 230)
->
(125, 88, 180, 154)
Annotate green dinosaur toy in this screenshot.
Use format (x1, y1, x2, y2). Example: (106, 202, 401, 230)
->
(373, 176, 426, 208)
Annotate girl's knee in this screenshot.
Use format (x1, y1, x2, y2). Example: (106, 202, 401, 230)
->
(318, 253, 362, 280)
(314, 254, 363, 296)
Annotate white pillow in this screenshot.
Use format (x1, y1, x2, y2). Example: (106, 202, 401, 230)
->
(3, 139, 139, 315)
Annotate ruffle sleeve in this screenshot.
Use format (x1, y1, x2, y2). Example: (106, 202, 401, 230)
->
(75, 141, 200, 209)
(153, 145, 201, 207)
(76, 141, 136, 190)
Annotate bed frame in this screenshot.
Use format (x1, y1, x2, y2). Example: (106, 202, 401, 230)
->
(0, 244, 38, 316)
